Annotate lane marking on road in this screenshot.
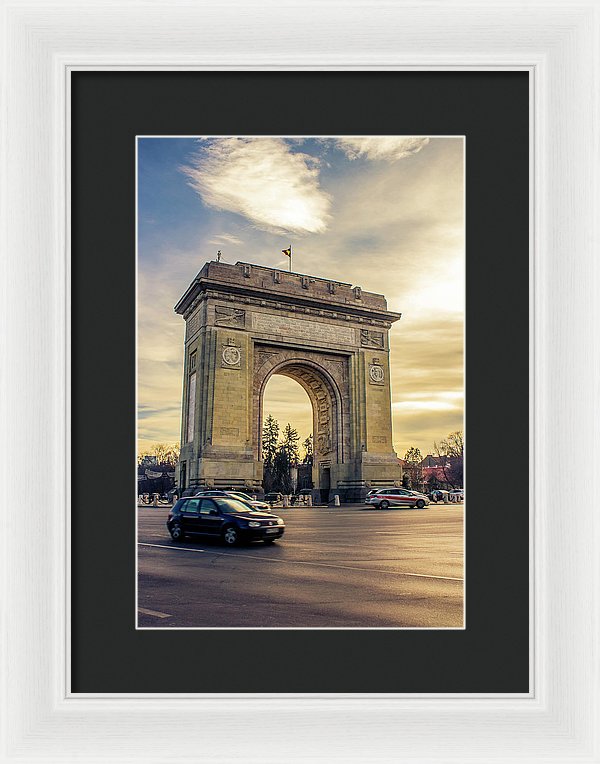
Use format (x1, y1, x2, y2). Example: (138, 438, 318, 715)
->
(138, 607, 171, 619)
(140, 543, 204, 552)
(374, 531, 444, 535)
(138, 542, 464, 582)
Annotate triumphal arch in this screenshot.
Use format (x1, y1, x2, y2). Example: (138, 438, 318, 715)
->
(175, 260, 402, 501)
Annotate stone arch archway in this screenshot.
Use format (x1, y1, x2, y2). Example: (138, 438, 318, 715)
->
(175, 260, 402, 501)
(255, 353, 349, 490)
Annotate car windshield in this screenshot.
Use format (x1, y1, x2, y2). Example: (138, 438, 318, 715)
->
(228, 492, 252, 502)
(213, 498, 258, 513)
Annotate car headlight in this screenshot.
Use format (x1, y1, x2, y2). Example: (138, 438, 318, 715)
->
(248, 521, 261, 527)
(276, 518, 284, 525)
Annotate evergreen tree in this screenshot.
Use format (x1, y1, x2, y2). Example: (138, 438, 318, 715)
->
(272, 446, 294, 494)
(261, 417, 304, 494)
(281, 423, 300, 466)
(262, 414, 280, 469)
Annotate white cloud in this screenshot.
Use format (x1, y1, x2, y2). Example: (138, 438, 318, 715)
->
(182, 138, 331, 235)
(401, 391, 464, 402)
(335, 136, 430, 162)
(209, 233, 243, 246)
(392, 400, 460, 412)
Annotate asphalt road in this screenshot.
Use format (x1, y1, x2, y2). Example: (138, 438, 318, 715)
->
(137, 503, 464, 628)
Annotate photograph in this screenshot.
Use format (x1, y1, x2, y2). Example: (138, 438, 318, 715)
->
(136, 135, 465, 629)
(5, 0, 598, 756)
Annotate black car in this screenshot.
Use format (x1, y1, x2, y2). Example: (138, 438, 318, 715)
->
(166, 496, 285, 546)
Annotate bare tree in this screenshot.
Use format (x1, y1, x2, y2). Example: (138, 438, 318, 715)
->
(138, 442, 180, 468)
(433, 431, 464, 489)
(403, 447, 424, 491)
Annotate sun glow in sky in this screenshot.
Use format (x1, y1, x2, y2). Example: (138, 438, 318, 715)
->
(138, 136, 464, 459)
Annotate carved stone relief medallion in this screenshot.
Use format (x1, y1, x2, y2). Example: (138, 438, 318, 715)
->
(369, 363, 385, 385)
(222, 345, 241, 367)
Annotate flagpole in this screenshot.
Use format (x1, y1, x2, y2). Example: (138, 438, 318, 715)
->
(289, 245, 292, 273)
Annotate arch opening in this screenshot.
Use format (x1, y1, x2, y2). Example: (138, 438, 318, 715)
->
(261, 374, 313, 496)
(262, 375, 313, 451)
(256, 358, 345, 501)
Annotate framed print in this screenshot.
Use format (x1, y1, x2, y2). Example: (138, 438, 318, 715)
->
(2, 2, 599, 763)
(71, 70, 527, 694)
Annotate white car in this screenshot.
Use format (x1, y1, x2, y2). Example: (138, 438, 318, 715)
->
(195, 489, 271, 511)
(225, 491, 271, 511)
(364, 488, 430, 509)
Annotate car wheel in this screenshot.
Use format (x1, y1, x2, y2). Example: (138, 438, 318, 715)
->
(223, 526, 240, 546)
(416, 499, 425, 509)
(170, 524, 185, 541)
(379, 500, 390, 510)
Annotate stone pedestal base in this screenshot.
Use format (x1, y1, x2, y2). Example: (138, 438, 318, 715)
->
(330, 451, 403, 503)
(178, 445, 263, 494)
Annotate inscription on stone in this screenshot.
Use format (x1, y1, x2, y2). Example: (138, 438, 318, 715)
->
(186, 310, 200, 339)
(252, 312, 355, 345)
(220, 427, 239, 437)
(372, 435, 387, 443)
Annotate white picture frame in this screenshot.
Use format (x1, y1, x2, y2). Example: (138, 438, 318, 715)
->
(2, 1, 598, 761)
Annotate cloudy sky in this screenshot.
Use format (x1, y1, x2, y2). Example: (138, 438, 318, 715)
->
(138, 136, 464, 460)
